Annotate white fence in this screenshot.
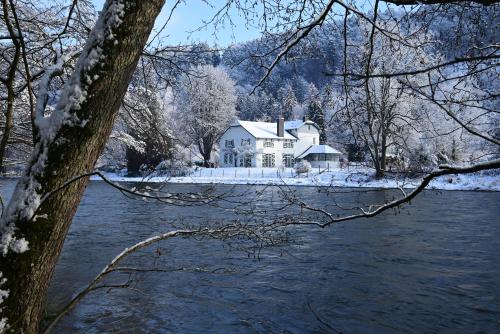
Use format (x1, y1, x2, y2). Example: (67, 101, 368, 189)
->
(191, 167, 334, 179)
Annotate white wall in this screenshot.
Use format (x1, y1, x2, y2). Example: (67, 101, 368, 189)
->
(255, 138, 296, 167)
(219, 123, 321, 168)
(219, 126, 256, 167)
(309, 160, 340, 169)
(293, 124, 320, 157)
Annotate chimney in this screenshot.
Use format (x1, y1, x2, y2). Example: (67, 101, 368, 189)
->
(277, 117, 284, 137)
(302, 115, 308, 122)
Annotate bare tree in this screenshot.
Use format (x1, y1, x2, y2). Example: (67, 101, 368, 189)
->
(0, 1, 165, 332)
(0, 0, 94, 172)
(174, 65, 237, 167)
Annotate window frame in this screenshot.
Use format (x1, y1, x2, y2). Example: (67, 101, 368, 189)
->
(263, 139, 274, 148)
(262, 153, 275, 167)
(282, 154, 294, 168)
(283, 140, 294, 148)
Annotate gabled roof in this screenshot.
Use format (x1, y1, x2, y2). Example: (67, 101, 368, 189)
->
(232, 120, 297, 140)
(284, 119, 317, 130)
(297, 145, 342, 159)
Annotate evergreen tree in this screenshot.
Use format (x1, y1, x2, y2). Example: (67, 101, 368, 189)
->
(277, 84, 298, 120)
(322, 84, 335, 112)
(306, 83, 327, 144)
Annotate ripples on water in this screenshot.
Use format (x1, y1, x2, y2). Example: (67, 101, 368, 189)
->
(1, 179, 499, 333)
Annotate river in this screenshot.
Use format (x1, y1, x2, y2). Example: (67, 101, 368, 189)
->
(1, 179, 499, 333)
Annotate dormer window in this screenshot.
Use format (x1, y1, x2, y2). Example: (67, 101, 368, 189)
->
(283, 140, 293, 148)
(308, 125, 311, 131)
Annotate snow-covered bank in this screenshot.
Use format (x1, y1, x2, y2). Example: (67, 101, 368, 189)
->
(90, 167, 500, 191)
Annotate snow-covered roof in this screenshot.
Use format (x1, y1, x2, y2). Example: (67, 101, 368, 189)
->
(234, 120, 297, 140)
(297, 145, 342, 158)
(284, 120, 316, 130)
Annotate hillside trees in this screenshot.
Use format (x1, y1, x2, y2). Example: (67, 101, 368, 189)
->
(306, 83, 327, 144)
(175, 65, 236, 167)
(335, 18, 449, 176)
(277, 83, 298, 120)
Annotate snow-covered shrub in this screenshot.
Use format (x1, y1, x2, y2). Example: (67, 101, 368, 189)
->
(154, 160, 192, 177)
(294, 160, 312, 174)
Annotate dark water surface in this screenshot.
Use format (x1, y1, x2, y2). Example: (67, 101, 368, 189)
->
(1, 179, 499, 333)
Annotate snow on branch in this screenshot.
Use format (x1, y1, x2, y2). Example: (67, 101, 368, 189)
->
(34, 49, 79, 123)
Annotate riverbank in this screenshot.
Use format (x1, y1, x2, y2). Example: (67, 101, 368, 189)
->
(88, 167, 500, 191)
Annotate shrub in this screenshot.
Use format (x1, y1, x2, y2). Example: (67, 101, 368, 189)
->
(294, 160, 312, 174)
(154, 160, 192, 177)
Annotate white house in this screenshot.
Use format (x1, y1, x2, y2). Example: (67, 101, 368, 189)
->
(219, 117, 342, 168)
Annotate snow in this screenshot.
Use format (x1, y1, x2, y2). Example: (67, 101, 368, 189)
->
(236, 120, 297, 140)
(10, 238, 29, 254)
(284, 120, 306, 130)
(0, 272, 8, 332)
(91, 166, 500, 191)
(0, 317, 7, 333)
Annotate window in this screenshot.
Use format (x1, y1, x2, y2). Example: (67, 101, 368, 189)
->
(241, 138, 251, 146)
(283, 140, 294, 148)
(245, 155, 252, 167)
(224, 153, 233, 165)
(240, 155, 252, 167)
(263, 139, 274, 148)
(225, 139, 234, 148)
(282, 154, 294, 168)
(308, 125, 311, 131)
(313, 137, 316, 145)
(262, 153, 275, 167)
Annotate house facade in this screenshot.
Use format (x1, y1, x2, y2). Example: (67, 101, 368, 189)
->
(219, 118, 341, 168)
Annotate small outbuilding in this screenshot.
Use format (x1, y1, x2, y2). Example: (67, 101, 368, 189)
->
(296, 145, 342, 169)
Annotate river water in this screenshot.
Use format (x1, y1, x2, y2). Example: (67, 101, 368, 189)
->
(1, 179, 499, 333)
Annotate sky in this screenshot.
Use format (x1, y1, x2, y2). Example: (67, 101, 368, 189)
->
(90, 0, 381, 48)
(91, 0, 263, 47)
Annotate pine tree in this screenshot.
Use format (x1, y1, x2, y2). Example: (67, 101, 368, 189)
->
(306, 83, 327, 144)
(322, 84, 335, 112)
(277, 84, 297, 120)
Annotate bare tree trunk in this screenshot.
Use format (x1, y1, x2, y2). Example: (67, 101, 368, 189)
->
(198, 135, 214, 168)
(0, 83, 16, 172)
(0, 0, 21, 172)
(0, 1, 164, 333)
